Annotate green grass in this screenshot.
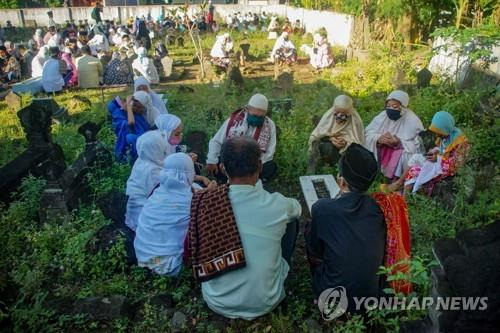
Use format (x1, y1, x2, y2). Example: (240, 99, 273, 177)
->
(0, 28, 498, 332)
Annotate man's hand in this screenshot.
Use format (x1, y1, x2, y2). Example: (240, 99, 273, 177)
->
(205, 163, 218, 176)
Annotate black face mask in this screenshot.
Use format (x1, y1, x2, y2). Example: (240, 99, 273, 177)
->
(386, 108, 402, 121)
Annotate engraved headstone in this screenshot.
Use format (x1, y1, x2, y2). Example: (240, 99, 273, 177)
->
(161, 55, 174, 78)
(299, 175, 340, 214)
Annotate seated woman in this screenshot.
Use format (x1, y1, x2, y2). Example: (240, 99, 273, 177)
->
(307, 95, 364, 174)
(107, 91, 160, 162)
(134, 76, 168, 114)
(31, 45, 50, 78)
(125, 130, 168, 232)
(132, 47, 159, 84)
(270, 32, 297, 65)
(210, 33, 233, 72)
(134, 153, 196, 276)
(301, 31, 333, 70)
(103, 51, 133, 85)
(61, 45, 78, 87)
(0, 46, 21, 83)
(387, 111, 469, 195)
(365, 90, 424, 180)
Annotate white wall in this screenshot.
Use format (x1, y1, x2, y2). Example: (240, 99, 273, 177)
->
(0, 4, 353, 47)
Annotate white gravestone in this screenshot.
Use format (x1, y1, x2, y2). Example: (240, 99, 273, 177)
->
(299, 175, 340, 214)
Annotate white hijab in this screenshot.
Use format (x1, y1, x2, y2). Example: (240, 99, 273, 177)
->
(32, 45, 50, 78)
(134, 76, 168, 115)
(134, 153, 195, 261)
(271, 32, 295, 58)
(154, 113, 182, 156)
(133, 90, 160, 127)
(126, 130, 168, 198)
(132, 47, 159, 84)
(364, 90, 424, 161)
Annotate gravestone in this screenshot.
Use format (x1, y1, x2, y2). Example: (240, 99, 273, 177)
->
(39, 144, 70, 223)
(0, 99, 67, 204)
(417, 67, 433, 88)
(5, 91, 21, 111)
(299, 175, 340, 214)
(226, 64, 244, 89)
(268, 98, 293, 118)
(176, 36, 184, 47)
(276, 71, 293, 91)
(161, 56, 174, 78)
(403, 220, 500, 332)
(166, 28, 176, 45)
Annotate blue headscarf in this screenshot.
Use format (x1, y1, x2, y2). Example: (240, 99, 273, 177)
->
(429, 111, 465, 154)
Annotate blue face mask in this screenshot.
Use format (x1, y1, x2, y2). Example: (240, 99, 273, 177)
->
(386, 108, 402, 121)
(247, 114, 265, 127)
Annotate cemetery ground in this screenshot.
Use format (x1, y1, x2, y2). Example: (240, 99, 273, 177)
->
(0, 30, 499, 332)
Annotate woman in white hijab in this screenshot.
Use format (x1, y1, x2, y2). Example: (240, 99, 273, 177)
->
(133, 90, 160, 127)
(134, 153, 195, 276)
(125, 130, 169, 231)
(210, 33, 233, 71)
(270, 32, 297, 64)
(307, 95, 364, 174)
(364, 90, 424, 179)
(132, 47, 159, 84)
(31, 45, 50, 78)
(134, 76, 168, 115)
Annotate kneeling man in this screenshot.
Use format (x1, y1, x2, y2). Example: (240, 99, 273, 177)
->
(206, 93, 277, 182)
(306, 143, 386, 314)
(192, 137, 301, 320)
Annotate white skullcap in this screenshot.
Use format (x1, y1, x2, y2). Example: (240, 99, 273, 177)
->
(282, 31, 289, 38)
(248, 93, 268, 111)
(223, 32, 230, 39)
(333, 94, 353, 112)
(386, 90, 409, 108)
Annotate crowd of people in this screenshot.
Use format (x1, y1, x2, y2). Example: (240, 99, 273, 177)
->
(0, 6, 470, 321)
(106, 81, 469, 319)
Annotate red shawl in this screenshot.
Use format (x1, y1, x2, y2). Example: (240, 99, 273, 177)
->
(225, 108, 272, 153)
(373, 192, 412, 295)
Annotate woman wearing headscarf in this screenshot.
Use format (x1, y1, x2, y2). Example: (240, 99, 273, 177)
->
(125, 130, 169, 231)
(132, 47, 159, 84)
(270, 32, 297, 65)
(61, 45, 78, 87)
(365, 90, 424, 180)
(134, 76, 168, 114)
(107, 90, 159, 162)
(210, 33, 233, 71)
(103, 51, 133, 85)
(31, 45, 50, 78)
(33, 28, 45, 49)
(134, 153, 195, 276)
(386, 111, 469, 195)
(307, 95, 364, 174)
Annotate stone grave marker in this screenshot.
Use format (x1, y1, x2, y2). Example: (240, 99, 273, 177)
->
(5, 91, 21, 111)
(276, 71, 293, 91)
(299, 175, 340, 214)
(161, 55, 174, 78)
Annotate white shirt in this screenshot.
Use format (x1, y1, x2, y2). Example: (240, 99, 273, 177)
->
(207, 116, 277, 164)
(41, 58, 64, 93)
